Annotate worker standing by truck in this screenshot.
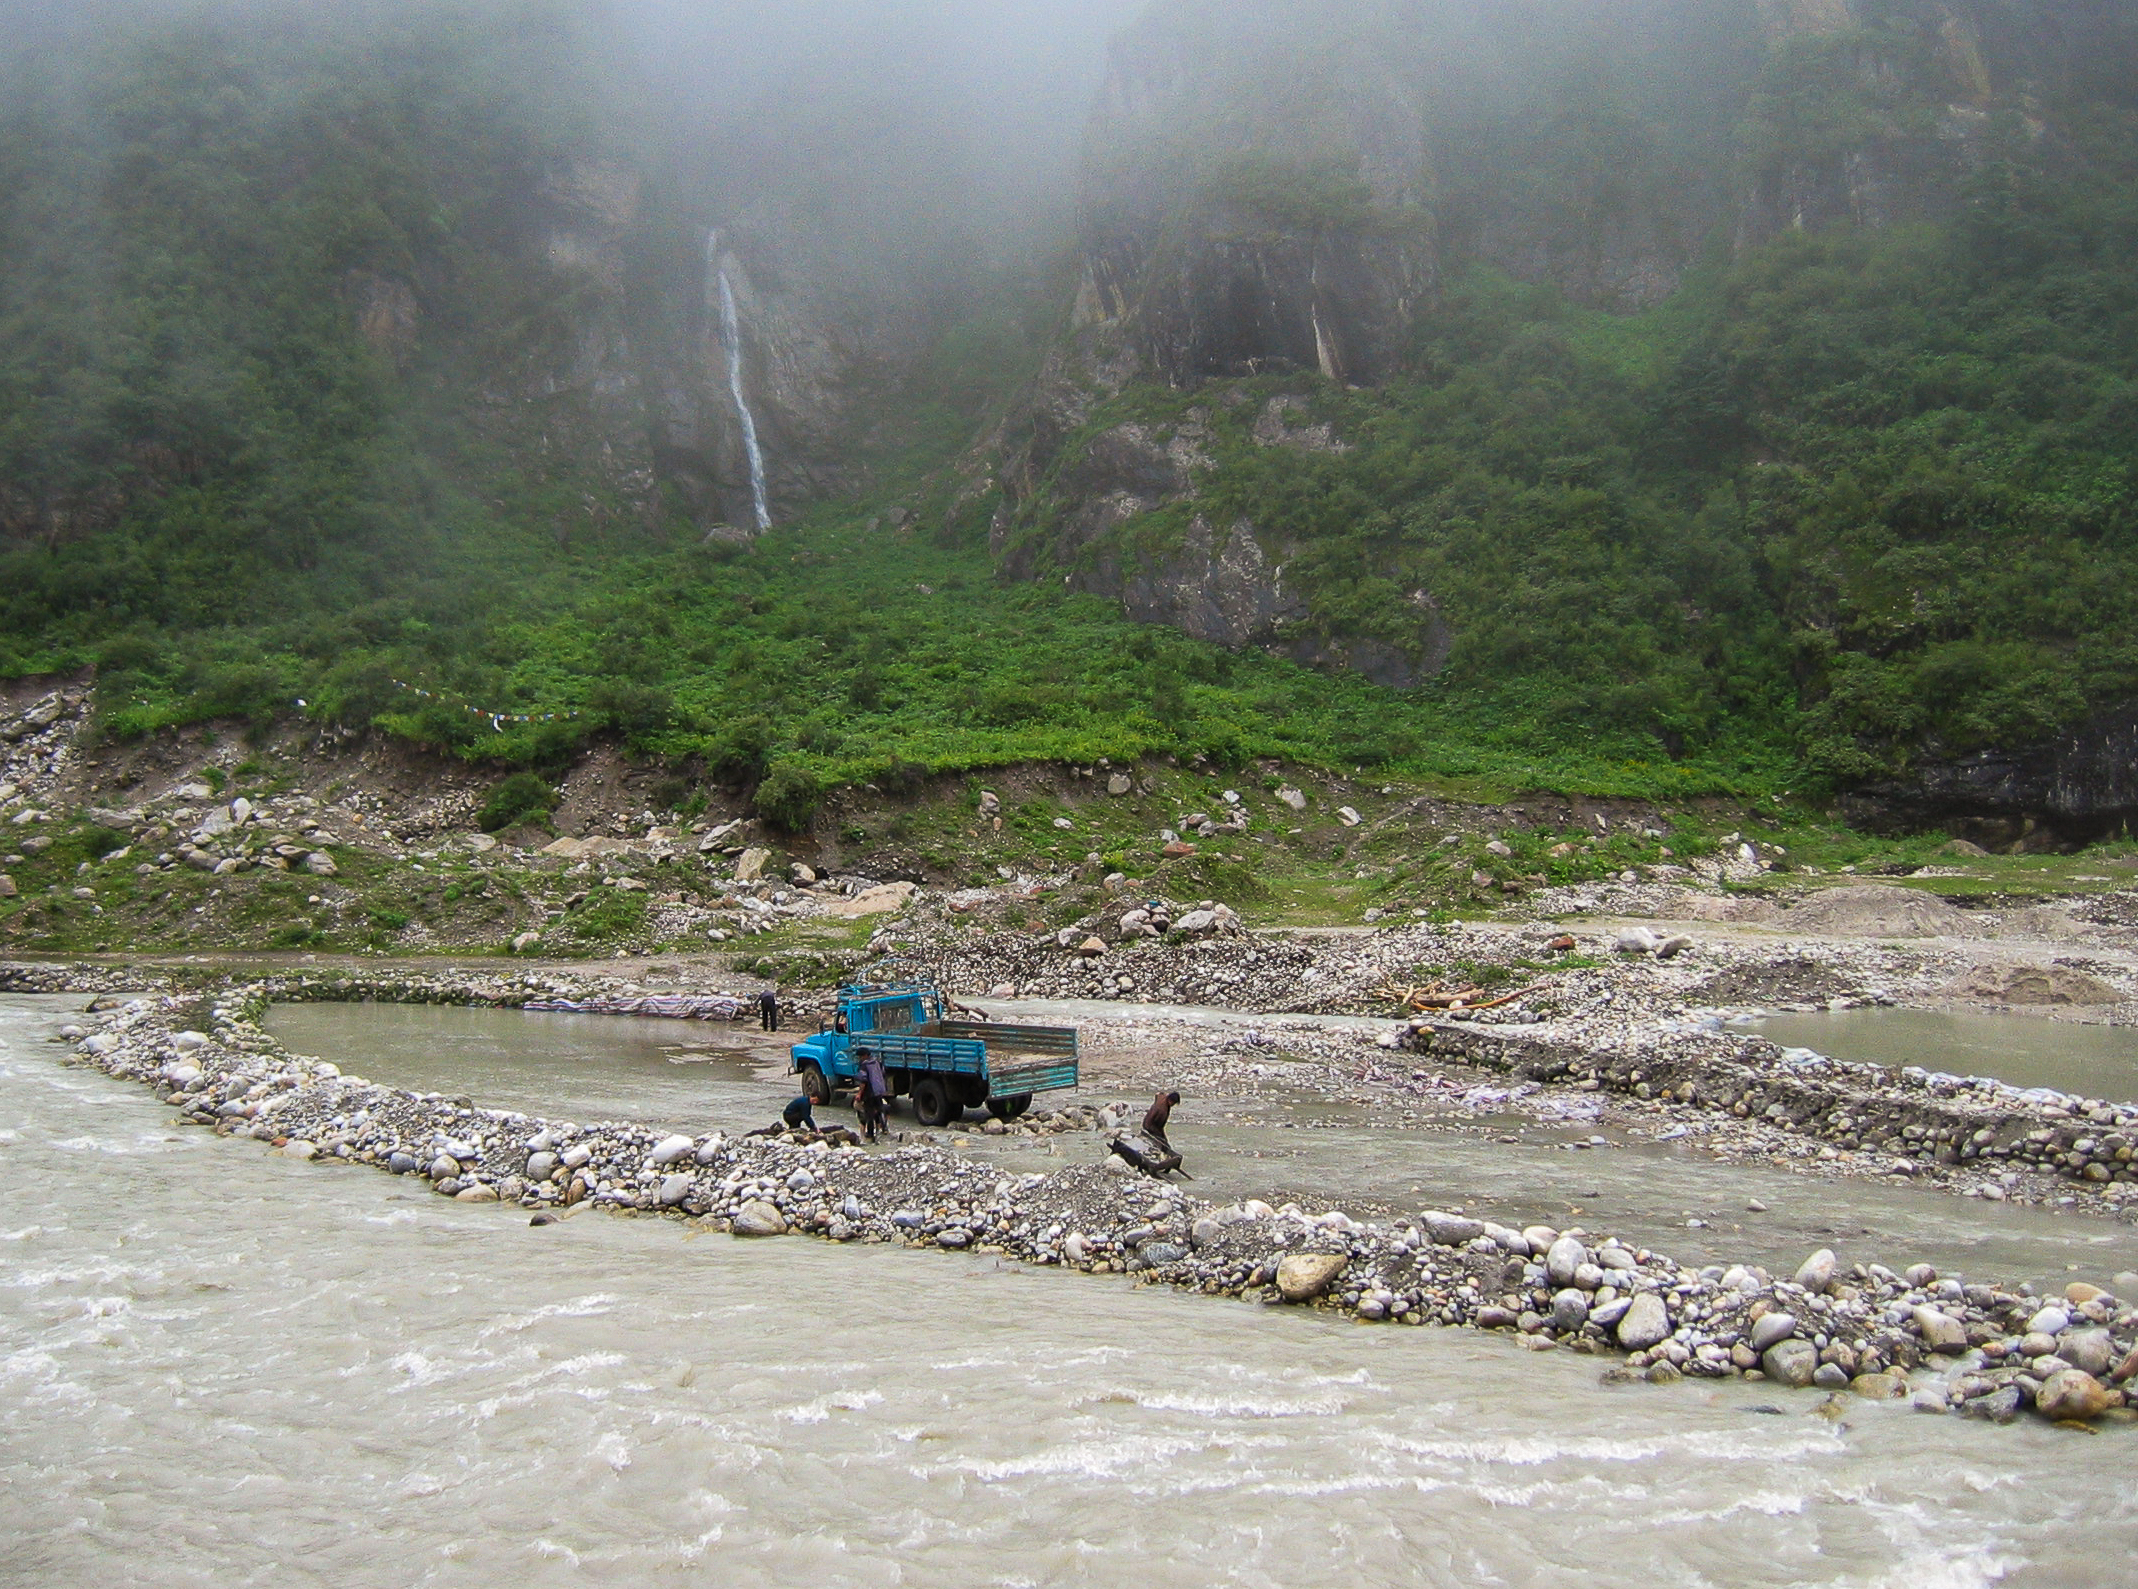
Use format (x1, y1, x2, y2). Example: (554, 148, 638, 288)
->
(856, 1045, 890, 1143)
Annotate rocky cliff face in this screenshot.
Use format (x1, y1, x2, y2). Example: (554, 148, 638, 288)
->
(983, 0, 2132, 695)
(1851, 707, 2138, 846)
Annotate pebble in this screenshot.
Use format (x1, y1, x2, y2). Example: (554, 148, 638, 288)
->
(1762, 1339, 1819, 1388)
(1275, 1252, 1347, 1302)
(2064, 1329, 2114, 1376)
(1749, 1312, 1798, 1353)
(649, 1135, 697, 1167)
(1550, 1289, 1589, 1332)
(1912, 1307, 1969, 1354)
(1615, 1293, 1671, 1351)
(1793, 1248, 1837, 1293)
(2036, 1369, 2112, 1422)
(732, 1199, 787, 1237)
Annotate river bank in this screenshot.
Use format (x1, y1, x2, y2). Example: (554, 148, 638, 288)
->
(38, 962, 2138, 1430)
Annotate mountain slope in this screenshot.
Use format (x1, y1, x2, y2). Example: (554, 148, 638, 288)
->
(976, 0, 2138, 823)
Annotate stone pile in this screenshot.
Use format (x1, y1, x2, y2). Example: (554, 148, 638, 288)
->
(51, 981, 2138, 1428)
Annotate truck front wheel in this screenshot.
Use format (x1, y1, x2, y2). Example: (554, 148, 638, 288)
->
(798, 1062, 831, 1105)
(911, 1076, 955, 1127)
(986, 1094, 1033, 1122)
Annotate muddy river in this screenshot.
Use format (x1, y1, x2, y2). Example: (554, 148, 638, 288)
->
(1754, 1007, 2138, 1102)
(7, 995, 2134, 1585)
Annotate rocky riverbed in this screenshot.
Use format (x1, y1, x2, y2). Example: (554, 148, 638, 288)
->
(43, 969, 2138, 1429)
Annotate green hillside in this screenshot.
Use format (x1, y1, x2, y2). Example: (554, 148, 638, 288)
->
(1, 1, 2135, 830)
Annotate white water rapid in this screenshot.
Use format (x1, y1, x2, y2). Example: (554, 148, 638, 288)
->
(706, 229, 771, 532)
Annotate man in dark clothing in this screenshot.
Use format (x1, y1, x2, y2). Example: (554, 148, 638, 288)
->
(782, 1094, 817, 1132)
(758, 987, 779, 1031)
(855, 1046, 890, 1143)
(1143, 1089, 1181, 1151)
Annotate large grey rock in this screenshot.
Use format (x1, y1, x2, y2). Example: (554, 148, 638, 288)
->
(427, 1155, 461, 1181)
(1793, 1248, 1837, 1293)
(524, 1151, 558, 1181)
(1749, 1312, 1799, 1353)
(658, 1173, 693, 1206)
(2064, 1328, 2114, 1376)
(303, 851, 338, 876)
(1959, 1385, 2024, 1423)
(2027, 1305, 2071, 1337)
(1546, 1236, 1587, 1286)
(734, 847, 774, 881)
(732, 1199, 787, 1236)
(1762, 1338, 1820, 1388)
(1275, 1252, 1347, 1302)
(1912, 1306, 1969, 1354)
(1615, 1292, 1671, 1351)
(1550, 1289, 1589, 1332)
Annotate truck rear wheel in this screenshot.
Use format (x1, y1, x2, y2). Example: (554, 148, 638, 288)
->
(986, 1094, 1032, 1121)
(911, 1076, 955, 1127)
(798, 1062, 831, 1105)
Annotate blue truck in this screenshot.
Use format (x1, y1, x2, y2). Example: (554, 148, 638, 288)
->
(789, 981, 1079, 1127)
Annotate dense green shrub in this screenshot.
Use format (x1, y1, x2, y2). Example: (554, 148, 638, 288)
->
(477, 771, 554, 832)
(752, 762, 823, 831)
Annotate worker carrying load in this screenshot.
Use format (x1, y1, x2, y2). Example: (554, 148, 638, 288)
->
(1110, 1089, 1188, 1179)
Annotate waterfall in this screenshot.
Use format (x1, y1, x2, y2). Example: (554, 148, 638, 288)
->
(705, 229, 772, 531)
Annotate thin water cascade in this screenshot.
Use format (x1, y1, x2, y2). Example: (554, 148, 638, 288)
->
(705, 229, 771, 531)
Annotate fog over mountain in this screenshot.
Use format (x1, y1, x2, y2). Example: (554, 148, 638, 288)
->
(0, 0, 2135, 830)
